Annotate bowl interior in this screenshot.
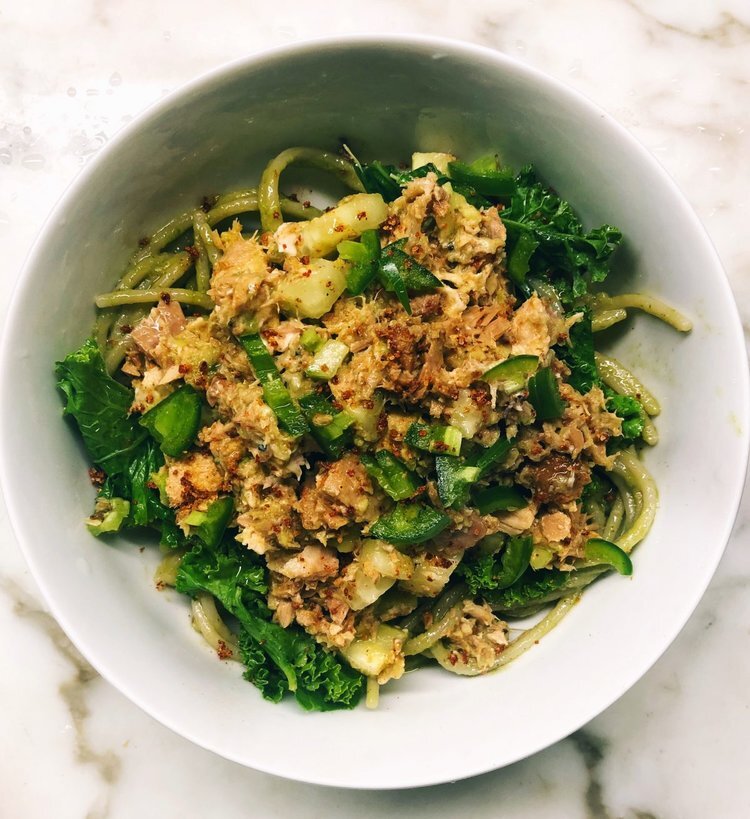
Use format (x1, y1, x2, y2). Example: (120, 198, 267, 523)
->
(2, 37, 747, 788)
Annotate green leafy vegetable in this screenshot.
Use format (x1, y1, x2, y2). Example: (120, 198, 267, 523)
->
(501, 166, 622, 300)
(176, 542, 364, 710)
(458, 536, 533, 594)
(484, 566, 608, 614)
(472, 484, 528, 515)
(605, 388, 645, 441)
(557, 313, 598, 394)
(379, 239, 442, 292)
(55, 339, 148, 473)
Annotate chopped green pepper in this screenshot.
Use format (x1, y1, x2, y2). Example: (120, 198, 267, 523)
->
(305, 339, 350, 381)
(472, 484, 528, 515)
(379, 240, 442, 292)
(370, 502, 451, 546)
(527, 366, 566, 422)
(507, 231, 540, 286)
(447, 159, 516, 198)
(183, 496, 234, 549)
(361, 450, 421, 501)
(298, 393, 354, 458)
(584, 538, 633, 576)
(435, 455, 480, 509)
(139, 384, 202, 457)
(238, 334, 308, 438)
(470, 435, 516, 477)
(482, 355, 539, 393)
(339, 230, 380, 295)
(405, 422, 462, 457)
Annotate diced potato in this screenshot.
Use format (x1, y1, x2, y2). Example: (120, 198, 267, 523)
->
(411, 151, 455, 174)
(341, 624, 407, 678)
(361, 539, 413, 580)
(274, 193, 388, 258)
(349, 573, 396, 612)
(400, 551, 461, 597)
(276, 257, 348, 319)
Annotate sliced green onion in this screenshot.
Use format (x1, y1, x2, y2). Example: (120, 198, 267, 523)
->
(584, 538, 633, 576)
(238, 334, 308, 438)
(405, 423, 462, 457)
(482, 355, 539, 393)
(361, 450, 421, 501)
(527, 367, 566, 422)
(370, 502, 451, 547)
(305, 339, 350, 381)
(472, 484, 528, 515)
(139, 384, 202, 457)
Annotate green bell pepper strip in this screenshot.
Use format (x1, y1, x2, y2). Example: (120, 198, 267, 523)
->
(470, 435, 516, 477)
(304, 340, 350, 381)
(300, 327, 325, 353)
(405, 422, 462, 457)
(339, 230, 381, 295)
(482, 355, 539, 393)
(435, 455, 480, 509)
(298, 393, 354, 458)
(379, 240, 442, 292)
(527, 366, 566, 422)
(139, 384, 202, 457)
(238, 334, 308, 438)
(183, 496, 234, 549)
(361, 450, 421, 501)
(491, 535, 534, 589)
(370, 502, 451, 546)
(584, 538, 633, 576)
(507, 231, 540, 286)
(447, 160, 516, 198)
(472, 484, 528, 515)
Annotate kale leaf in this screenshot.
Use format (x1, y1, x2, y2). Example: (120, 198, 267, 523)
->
(557, 311, 599, 394)
(56, 339, 148, 474)
(176, 542, 364, 711)
(483, 566, 607, 614)
(502, 165, 622, 300)
(605, 388, 646, 441)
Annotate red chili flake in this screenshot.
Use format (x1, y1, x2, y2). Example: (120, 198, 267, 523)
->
(186, 244, 200, 260)
(272, 210, 281, 220)
(145, 394, 154, 404)
(160, 292, 171, 304)
(302, 268, 312, 278)
(299, 255, 310, 265)
(216, 641, 233, 661)
(356, 211, 367, 221)
(303, 200, 311, 208)
(178, 363, 191, 374)
(201, 195, 216, 213)
(334, 224, 345, 233)
(418, 429, 428, 438)
(138, 236, 150, 248)
(120, 324, 132, 334)
(88, 467, 106, 487)
(199, 361, 209, 375)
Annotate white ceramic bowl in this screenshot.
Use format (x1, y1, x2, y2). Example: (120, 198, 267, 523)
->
(1, 36, 748, 789)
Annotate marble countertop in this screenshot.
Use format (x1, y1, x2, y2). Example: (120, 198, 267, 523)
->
(1, 2, 749, 817)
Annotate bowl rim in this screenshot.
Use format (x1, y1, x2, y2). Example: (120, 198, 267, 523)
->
(2, 33, 748, 788)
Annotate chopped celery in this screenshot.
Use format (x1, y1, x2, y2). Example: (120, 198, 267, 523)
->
(305, 340, 350, 381)
(298, 393, 354, 458)
(300, 327, 325, 353)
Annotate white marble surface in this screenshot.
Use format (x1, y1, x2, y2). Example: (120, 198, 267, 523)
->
(1, 2, 749, 816)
